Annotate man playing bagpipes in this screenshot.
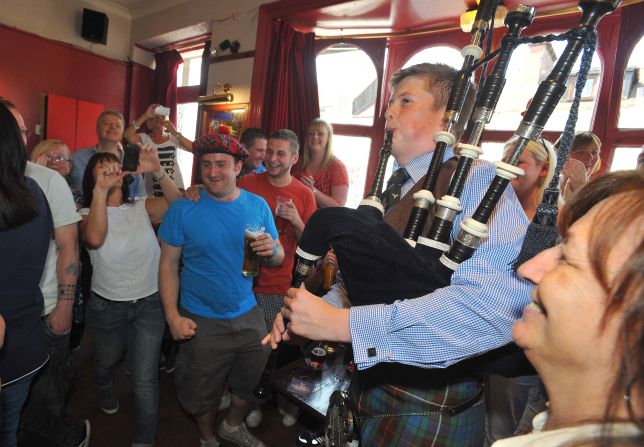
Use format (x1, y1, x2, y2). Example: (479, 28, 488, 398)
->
(265, 62, 532, 446)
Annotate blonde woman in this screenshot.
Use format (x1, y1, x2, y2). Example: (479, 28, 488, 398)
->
(124, 103, 194, 196)
(502, 137, 557, 219)
(293, 118, 349, 207)
(31, 139, 73, 178)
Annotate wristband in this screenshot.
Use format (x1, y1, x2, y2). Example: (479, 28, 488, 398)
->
(153, 171, 166, 182)
(263, 242, 278, 263)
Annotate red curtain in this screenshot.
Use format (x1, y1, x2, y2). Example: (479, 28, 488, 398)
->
(153, 50, 184, 124)
(260, 20, 319, 151)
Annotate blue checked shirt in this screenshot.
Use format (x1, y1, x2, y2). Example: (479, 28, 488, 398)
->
(324, 148, 532, 370)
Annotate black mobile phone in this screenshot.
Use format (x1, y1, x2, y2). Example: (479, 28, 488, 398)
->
(122, 144, 140, 172)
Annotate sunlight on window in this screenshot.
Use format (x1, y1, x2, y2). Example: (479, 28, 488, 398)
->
(176, 102, 198, 185)
(618, 37, 644, 129)
(332, 135, 372, 208)
(488, 40, 601, 132)
(317, 44, 377, 125)
(610, 147, 642, 171)
(403, 46, 464, 70)
(176, 49, 203, 88)
(478, 142, 506, 162)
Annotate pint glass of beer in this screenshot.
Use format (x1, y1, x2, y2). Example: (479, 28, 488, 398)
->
(242, 224, 264, 277)
(274, 196, 292, 234)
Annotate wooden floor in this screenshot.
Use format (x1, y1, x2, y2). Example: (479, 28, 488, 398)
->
(68, 331, 321, 447)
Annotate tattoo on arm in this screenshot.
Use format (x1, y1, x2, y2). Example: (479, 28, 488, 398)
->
(58, 284, 76, 301)
(64, 262, 80, 276)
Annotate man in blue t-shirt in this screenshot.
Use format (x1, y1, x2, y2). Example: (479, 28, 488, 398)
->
(159, 134, 283, 447)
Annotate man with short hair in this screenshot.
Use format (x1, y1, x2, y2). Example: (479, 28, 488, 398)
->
(159, 134, 283, 447)
(268, 63, 532, 445)
(239, 127, 267, 176)
(1, 98, 89, 446)
(237, 129, 316, 428)
(70, 110, 146, 201)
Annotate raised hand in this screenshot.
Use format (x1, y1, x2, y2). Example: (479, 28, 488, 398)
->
(93, 161, 125, 193)
(145, 103, 161, 119)
(134, 144, 162, 175)
(34, 153, 49, 167)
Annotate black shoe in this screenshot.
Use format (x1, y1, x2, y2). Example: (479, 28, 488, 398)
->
(296, 429, 325, 446)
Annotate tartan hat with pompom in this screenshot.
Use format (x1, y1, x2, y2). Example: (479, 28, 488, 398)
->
(193, 134, 248, 161)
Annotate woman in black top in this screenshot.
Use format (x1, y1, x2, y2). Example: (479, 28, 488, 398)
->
(0, 102, 52, 447)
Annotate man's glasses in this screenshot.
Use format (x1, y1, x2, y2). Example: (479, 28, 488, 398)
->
(47, 155, 72, 163)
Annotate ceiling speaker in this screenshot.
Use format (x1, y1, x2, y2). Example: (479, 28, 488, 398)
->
(81, 8, 108, 45)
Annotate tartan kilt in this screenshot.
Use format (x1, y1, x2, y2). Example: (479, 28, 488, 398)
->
(350, 364, 485, 446)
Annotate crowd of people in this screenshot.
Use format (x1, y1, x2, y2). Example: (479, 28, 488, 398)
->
(1, 60, 643, 447)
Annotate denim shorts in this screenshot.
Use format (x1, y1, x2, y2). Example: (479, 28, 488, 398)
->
(175, 306, 270, 415)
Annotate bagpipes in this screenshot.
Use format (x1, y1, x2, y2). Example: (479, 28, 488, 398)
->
(293, 1, 529, 306)
(293, 0, 620, 308)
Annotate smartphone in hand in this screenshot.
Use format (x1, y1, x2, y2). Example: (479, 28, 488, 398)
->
(122, 144, 140, 172)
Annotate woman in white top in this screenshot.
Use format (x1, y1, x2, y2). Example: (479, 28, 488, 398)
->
(493, 170, 644, 447)
(80, 147, 181, 446)
(124, 103, 194, 196)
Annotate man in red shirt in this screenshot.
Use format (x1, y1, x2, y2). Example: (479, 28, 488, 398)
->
(237, 128, 317, 428)
(238, 129, 316, 328)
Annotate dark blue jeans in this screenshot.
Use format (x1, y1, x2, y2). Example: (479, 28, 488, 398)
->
(18, 318, 77, 446)
(1, 374, 34, 447)
(87, 292, 165, 445)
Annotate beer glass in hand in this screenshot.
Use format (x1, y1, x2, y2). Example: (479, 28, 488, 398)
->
(242, 224, 264, 277)
(275, 196, 292, 234)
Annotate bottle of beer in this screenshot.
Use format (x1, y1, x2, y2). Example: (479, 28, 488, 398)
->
(322, 256, 337, 292)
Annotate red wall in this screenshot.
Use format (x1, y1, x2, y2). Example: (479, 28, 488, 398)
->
(0, 23, 154, 150)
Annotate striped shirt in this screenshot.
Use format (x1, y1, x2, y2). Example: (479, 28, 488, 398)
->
(324, 148, 532, 370)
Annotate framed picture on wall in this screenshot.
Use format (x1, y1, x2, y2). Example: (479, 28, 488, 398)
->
(197, 103, 249, 140)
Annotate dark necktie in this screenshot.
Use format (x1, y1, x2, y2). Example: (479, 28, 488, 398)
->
(383, 167, 410, 211)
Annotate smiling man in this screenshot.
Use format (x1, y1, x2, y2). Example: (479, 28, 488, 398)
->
(237, 128, 316, 428)
(158, 134, 283, 447)
(70, 110, 146, 202)
(239, 127, 268, 176)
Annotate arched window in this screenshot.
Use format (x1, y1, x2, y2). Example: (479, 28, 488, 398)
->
(403, 46, 463, 70)
(317, 43, 378, 126)
(316, 43, 379, 207)
(486, 40, 602, 132)
(617, 36, 644, 129)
